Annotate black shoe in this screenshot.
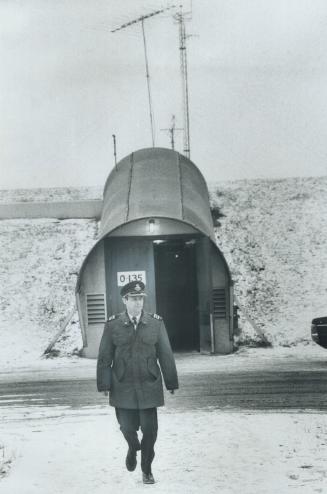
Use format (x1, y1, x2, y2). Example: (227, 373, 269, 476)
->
(126, 448, 137, 472)
(142, 472, 155, 484)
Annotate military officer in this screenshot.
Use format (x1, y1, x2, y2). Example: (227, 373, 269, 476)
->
(97, 280, 178, 484)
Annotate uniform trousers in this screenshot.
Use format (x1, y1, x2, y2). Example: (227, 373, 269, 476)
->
(115, 407, 158, 474)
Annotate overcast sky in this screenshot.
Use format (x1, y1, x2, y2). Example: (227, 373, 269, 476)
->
(1, 0, 327, 189)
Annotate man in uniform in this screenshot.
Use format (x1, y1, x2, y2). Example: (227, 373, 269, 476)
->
(97, 280, 178, 484)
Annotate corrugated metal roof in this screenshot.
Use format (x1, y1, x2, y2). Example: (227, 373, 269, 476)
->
(100, 147, 215, 242)
(76, 147, 230, 291)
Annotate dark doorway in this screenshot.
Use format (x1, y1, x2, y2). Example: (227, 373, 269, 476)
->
(154, 239, 199, 351)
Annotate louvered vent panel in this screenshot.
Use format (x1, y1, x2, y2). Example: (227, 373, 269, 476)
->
(87, 293, 106, 325)
(212, 288, 226, 319)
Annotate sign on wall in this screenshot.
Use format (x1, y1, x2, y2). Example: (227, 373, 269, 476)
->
(117, 271, 146, 286)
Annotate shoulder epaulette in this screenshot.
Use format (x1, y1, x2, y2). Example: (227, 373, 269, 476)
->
(107, 314, 118, 322)
(151, 313, 162, 320)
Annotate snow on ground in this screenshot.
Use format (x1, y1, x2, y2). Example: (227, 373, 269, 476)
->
(211, 176, 327, 346)
(1, 179, 326, 491)
(0, 344, 325, 383)
(0, 218, 98, 367)
(0, 177, 326, 366)
(1, 408, 327, 494)
(0, 348, 327, 494)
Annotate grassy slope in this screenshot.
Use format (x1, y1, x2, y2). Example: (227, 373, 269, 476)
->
(0, 218, 98, 364)
(211, 176, 327, 345)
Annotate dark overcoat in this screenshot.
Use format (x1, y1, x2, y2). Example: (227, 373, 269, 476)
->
(97, 311, 179, 409)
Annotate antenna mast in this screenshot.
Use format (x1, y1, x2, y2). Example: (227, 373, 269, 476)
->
(160, 115, 183, 150)
(174, 5, 192, 158)
(111, 6, 176, 148)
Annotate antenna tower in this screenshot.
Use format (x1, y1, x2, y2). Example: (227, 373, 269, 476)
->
(174, 5, 192, 158)
(111, 6, 176, 148)
(174, 5, 191, 158)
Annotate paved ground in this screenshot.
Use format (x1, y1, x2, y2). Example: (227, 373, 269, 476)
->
(1, 349, 327, 493)
(1, 351, 327, 417)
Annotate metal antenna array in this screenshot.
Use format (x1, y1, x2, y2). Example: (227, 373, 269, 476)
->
(160, 115, 183, 150)
(174, 5, 192, 158)
(111, 6, 176, 148)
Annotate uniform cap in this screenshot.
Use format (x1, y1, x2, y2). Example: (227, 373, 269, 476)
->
(120, 280, 146, 298)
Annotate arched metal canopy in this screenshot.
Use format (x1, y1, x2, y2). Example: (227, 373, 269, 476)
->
(101, 147, 215, 241)
(76, 147, 231, 292)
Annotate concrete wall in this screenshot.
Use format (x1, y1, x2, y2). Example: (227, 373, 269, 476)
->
(78, 242, 106, 358)
(0, 200, 103, 219)
(196, 237, 212, 353)
(211, 245, 233, 354)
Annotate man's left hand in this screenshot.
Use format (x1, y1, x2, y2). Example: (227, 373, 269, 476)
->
(169, 390, 175, 394)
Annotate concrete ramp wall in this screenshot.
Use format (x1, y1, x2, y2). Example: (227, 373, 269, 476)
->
(0, 200, 103, 219)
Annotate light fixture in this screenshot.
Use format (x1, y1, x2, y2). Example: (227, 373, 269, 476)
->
(148, 218, 155, 234)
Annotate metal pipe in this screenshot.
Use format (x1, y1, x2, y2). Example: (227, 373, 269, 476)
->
(112, 134, 117, 170)
(141, 18, 155, 146)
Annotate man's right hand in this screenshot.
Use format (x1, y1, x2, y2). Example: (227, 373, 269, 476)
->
(103, 391, 109, 396)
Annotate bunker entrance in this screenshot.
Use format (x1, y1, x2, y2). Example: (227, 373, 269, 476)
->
(154, 239, 200, 352)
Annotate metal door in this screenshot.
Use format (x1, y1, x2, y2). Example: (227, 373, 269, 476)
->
(104, 237, 156, 316)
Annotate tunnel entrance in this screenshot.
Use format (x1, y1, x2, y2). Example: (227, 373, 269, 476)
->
(104, 235, 202, 353)
(78, 147, 234, 358)
(154, 239, 200, 352)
